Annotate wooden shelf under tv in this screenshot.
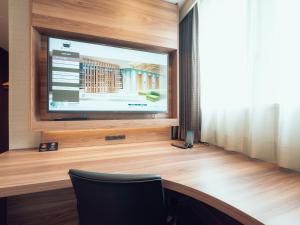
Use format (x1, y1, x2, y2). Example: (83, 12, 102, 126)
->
(32, 119, 179, 132)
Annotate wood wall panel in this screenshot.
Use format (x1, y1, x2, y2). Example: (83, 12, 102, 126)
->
(32, 0, 179, 50)
(30, 0, 179, 133)
(31, 29, 41, 121)
(170, 51, 179, 119)
(42, 127, 171, 148)
(7, 188, 78, 225)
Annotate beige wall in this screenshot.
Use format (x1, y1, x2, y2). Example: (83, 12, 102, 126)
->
(9, 0, 41, 149)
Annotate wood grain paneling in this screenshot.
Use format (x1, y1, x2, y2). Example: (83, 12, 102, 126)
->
(7, 188, 78, 225)
(30, 0, 180, 131)
(1, 141, 300, 224)
(169, 50, 179, 119)
(32, 0, 178, 50)
(42, 127, 171, 148)
(32, 118, 178, 131)
(31, 29, 41, 122)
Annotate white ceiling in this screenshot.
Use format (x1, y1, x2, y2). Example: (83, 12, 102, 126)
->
(0, 0, 8, 51)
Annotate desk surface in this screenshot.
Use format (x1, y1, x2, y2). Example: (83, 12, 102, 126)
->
(1, 141, 300, 225)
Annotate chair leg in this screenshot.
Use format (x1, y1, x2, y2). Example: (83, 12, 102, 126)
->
(0, 197, 7, 225)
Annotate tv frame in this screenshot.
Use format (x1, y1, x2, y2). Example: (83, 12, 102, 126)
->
(47, 36, 169, 114)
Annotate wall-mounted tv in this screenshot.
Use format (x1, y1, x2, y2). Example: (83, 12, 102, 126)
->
(48, 37, 168, 113)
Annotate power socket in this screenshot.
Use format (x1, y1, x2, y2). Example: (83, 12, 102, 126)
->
(105, 135, 126, 141)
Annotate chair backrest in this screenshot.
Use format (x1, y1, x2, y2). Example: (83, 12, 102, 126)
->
(69, 169, 166, 225)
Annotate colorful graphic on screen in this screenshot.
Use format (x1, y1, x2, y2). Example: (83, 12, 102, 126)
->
(48, 37, 168, 112)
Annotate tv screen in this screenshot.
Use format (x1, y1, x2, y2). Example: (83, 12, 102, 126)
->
(48, 37, 168, 113)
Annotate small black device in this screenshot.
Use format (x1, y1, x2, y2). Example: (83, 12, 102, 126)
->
(171, 143, 193, 149)
(39, 142, 59, 152)
(171, 130, 194, 149)
(171, 126, 179, 140)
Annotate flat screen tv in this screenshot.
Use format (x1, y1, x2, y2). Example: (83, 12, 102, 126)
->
(48, 37, 168, 113)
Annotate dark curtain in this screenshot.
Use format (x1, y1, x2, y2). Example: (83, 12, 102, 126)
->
(0, 47, 9, 153)
(179, 5, 201, 142)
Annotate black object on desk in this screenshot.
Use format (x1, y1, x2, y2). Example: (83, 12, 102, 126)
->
(39, 142, 58, 152)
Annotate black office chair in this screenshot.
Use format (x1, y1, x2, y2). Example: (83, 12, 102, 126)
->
(69, 169, 167, 225)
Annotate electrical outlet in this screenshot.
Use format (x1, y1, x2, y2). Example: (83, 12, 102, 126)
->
(105, 135, 126, 141)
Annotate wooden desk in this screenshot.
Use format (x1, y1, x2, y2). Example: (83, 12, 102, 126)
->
(1, 141, 300, 225)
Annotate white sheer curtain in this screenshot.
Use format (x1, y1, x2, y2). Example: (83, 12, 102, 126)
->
(199, 0, 300, 170)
